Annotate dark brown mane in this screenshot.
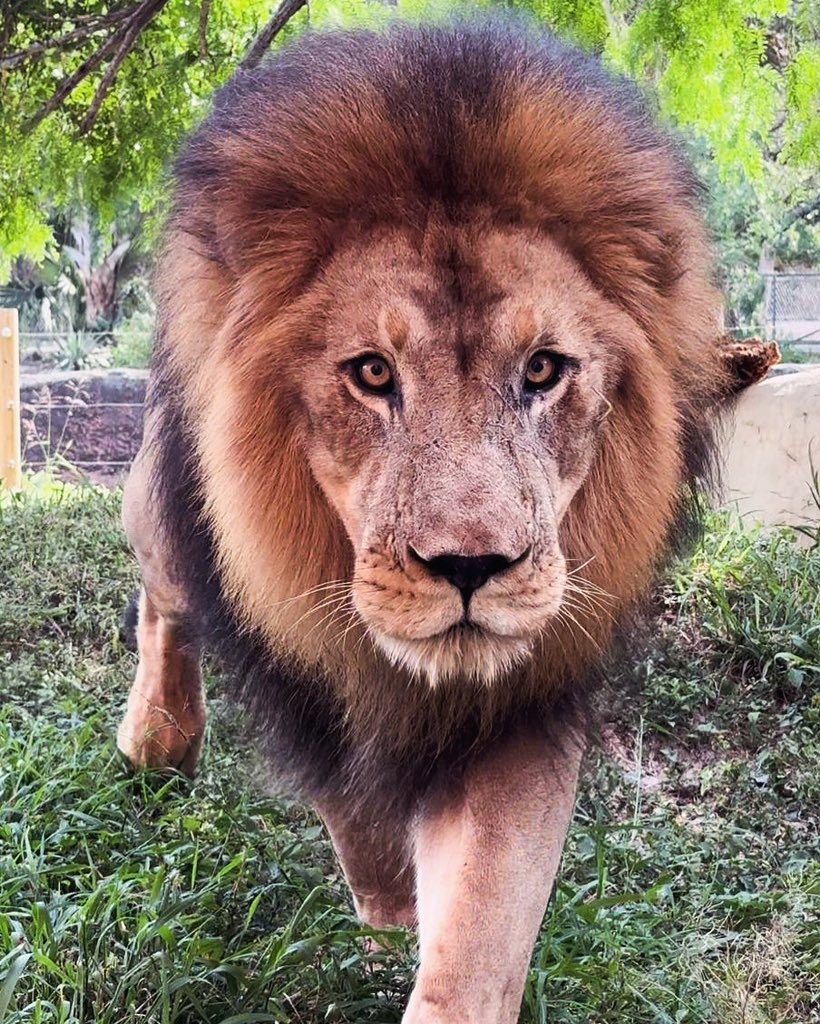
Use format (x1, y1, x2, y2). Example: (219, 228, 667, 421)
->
(147, 16, 726, 818)
(175, 19, 702, 322)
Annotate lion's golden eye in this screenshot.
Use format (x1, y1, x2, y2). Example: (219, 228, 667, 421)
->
(353, 356, 394, 395)
(524, 350, 561, 391)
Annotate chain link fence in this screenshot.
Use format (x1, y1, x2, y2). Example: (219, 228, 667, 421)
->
(762, 272, 820, 346)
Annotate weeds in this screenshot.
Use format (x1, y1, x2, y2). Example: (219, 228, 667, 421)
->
(53, 332, 111, 372)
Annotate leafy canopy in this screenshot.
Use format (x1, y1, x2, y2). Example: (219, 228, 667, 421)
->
(1, 0, 818, 283)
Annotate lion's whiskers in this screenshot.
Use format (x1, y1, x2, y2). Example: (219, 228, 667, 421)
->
(268, 578, 352, 613)
(329, 605, 365, 649)
(297, 598, 357, 646)
(353, 623, 378, 660)
(553, 602, 604, 654)
(285, 589, 353, 638)
(562, 580, 616, 624)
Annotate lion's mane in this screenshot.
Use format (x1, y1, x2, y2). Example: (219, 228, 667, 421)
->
(147, 18, 725, 816)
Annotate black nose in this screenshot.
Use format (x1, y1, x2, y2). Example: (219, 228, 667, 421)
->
(410, 549, 519, 604)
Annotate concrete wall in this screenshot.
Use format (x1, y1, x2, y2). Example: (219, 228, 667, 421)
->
(722, 366, 820, 530)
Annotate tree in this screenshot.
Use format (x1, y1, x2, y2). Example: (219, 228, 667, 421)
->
(1, 0, 818, 322)
(0, 0, 315, 280)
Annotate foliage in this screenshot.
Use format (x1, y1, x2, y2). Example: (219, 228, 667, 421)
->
(0, 485, 818, 1021)
(109, 306, 155, 367)
(1, 1, 278, 279)
(698, 155, 820, 326)
(53, 329, 112, 370)
(10, 210, 152, 339)
(778, 342, 820, 363)
(1, 0, 818, 303)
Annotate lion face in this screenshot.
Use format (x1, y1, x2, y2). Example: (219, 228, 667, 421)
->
(293, 222, 628, 683)
(153, 18, 725, 775)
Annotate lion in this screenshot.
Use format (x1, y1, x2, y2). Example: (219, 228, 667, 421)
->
(116, 18, 748, 1022)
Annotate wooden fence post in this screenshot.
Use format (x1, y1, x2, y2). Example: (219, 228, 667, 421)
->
(0, 308, 22, 490)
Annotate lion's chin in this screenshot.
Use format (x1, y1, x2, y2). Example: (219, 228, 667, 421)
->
(371, 624, 534, 687)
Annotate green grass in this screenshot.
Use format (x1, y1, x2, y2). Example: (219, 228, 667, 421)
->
(777, 344, 820, 365)
(1, 483, 818, 1023)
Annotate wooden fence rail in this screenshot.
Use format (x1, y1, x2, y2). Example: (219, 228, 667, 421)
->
(0, 308, 22, 490)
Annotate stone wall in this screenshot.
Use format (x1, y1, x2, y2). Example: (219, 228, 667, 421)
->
(20, 369, 147, 478)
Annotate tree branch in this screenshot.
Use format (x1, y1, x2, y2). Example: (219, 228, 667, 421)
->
(23, 0, 170, 135)
(199, 0, 212, 60)
(21, 0, 306, 134)
(239, 0, 308, 71)
(78, 0, 171, 136)
(781, 195, 820, 233)
(24, 31, 123, 132)
(0, 7, 139, 71)
(29, 7, 137, 27)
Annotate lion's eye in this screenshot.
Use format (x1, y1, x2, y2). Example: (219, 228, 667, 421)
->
(524, 350, 561, 391)
(352, 356, 394, 395)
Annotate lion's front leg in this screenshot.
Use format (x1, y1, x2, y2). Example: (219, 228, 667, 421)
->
(117, 587, 205, 775)
(319, 801, 416, 931)
(117, 433, 206, 775)
(403, 730, 583, 1024)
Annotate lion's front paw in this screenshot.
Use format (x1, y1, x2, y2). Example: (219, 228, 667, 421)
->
(117, 685, 205, 776)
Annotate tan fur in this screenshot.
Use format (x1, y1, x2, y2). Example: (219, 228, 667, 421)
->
(405, 731, 582, 1023)
(119, 441, 206, 773)
(318, 800, 416, 931)
(119, 22, 737, 1021)
(116, 589, 205, 775)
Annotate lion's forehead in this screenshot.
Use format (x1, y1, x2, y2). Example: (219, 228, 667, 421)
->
(321, 223, 606, 366)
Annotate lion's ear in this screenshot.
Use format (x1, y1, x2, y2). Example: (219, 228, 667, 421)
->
(212, 200, 329, 299)
(719, 338, 781, 397)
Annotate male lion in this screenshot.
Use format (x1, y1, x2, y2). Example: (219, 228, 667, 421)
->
(118, 19, 732, 1022)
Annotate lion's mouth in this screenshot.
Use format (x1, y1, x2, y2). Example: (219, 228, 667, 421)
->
(429, 619, 485, 641)
(370, 619, 535, 685)
(425, 614, 538, 644)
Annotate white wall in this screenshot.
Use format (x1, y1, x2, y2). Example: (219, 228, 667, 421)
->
(721, 366, 820, 530)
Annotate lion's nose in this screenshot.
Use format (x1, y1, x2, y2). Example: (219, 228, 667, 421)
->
(409, 548, 527, 605)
